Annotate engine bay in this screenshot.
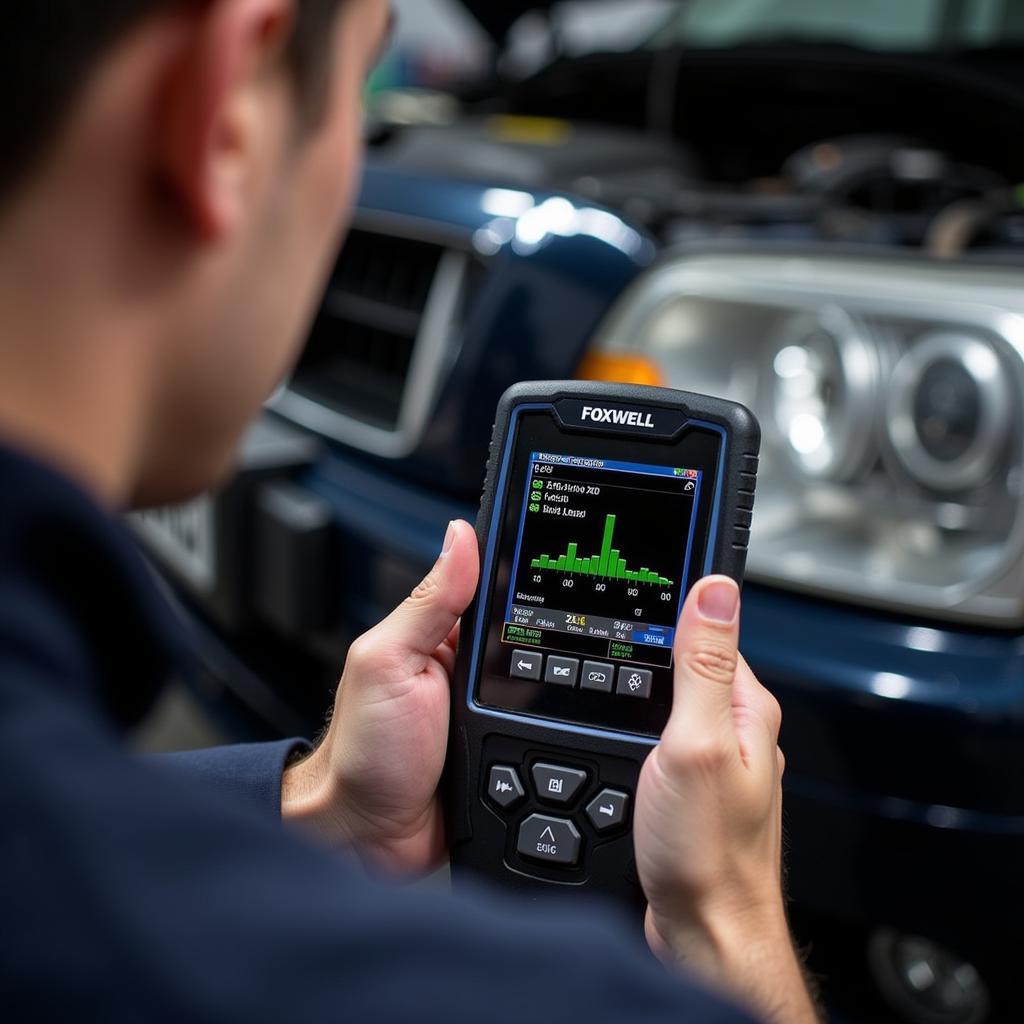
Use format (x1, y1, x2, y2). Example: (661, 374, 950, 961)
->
(368, 44, 1024, 258)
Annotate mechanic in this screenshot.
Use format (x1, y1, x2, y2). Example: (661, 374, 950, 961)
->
(0, 3, 817, 1022)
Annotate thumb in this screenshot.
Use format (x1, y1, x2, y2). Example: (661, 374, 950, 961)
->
(664, 575, 741, 747)
(372, 520, 480, 667)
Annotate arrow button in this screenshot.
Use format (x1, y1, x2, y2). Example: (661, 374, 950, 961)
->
(585, 789, 630, 832)
(509, 649, 543, 681)
(516, 814, 582, 867)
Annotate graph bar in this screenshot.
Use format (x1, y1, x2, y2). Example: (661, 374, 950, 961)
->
(529, 514, 672, 586)
(598, 515, 615, 576)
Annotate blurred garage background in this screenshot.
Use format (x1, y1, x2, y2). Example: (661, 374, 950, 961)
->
(132, 2, 1024, 1022)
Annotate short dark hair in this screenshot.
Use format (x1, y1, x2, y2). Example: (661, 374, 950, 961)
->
(0, 1, 346, 203)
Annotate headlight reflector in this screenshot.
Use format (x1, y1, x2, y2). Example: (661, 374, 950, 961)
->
(583, 252, 1024, 625)
(769, 308, 885, 481)
(886, 331, 1012, 493)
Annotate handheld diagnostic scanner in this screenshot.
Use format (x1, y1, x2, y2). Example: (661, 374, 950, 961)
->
(447, 381, 761, 906)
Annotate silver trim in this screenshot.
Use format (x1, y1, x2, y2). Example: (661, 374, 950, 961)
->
(270, 245, 469, 459)
(886, 331, 1012, 493)
(590, 252, 1024, 624)
(130, 497, 216, 594)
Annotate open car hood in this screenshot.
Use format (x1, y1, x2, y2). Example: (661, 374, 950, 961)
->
(459, 2, 558, 44)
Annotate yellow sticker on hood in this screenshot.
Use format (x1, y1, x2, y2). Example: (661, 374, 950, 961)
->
(486, 116, 573, 146)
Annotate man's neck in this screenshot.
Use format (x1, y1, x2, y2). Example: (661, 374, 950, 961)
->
(0, 204, 155, 508)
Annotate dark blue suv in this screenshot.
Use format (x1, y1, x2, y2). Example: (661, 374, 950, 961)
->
(135, 3, 1024, 1022)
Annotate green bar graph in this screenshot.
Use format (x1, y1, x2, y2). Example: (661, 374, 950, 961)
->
(530, 514, 673, 586)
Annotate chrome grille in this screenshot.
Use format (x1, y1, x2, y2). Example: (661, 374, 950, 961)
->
(288, 229, 446, 431)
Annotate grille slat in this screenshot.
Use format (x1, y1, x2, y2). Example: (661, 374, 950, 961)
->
(321, 292, 421, 338)
(290, 230, 446, 431)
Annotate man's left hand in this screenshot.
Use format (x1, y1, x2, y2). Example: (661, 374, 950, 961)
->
(281, 519, 479, 874)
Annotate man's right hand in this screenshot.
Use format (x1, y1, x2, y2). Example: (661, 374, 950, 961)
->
(634, 575, 819, 1024)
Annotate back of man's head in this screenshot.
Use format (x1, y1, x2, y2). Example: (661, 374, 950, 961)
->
(0, 0, 389, 508)
(0, 2, 345, 205)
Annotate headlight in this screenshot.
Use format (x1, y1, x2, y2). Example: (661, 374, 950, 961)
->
(583, 251, 1024, 625)
(886, 331, 1012, 493)
(769, 307, 887, 482)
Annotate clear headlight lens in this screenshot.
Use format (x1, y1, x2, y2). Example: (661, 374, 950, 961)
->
(583, 252, 1024, 625)
(769, 307, 887, 482)
(885, 331, 1013, 493)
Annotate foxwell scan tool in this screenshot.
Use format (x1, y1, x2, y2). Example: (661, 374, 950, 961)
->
(447, 381, 760, 905)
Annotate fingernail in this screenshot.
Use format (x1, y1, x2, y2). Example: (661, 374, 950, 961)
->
(440, 521, 456, 557)
(698, 579, 738, 623)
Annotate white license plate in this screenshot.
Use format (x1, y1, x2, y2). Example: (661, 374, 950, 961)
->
(132, 497, 216, 594)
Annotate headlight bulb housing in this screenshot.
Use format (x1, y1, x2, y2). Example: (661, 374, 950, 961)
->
(583, 251, 1024, 625)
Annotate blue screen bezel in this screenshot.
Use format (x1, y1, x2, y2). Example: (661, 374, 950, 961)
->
(466, 402, 728, 745)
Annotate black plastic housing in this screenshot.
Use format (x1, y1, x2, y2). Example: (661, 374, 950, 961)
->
(447, 381, 760, 907)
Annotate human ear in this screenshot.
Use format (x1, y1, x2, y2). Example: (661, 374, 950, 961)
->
(156, 0, 297, 241)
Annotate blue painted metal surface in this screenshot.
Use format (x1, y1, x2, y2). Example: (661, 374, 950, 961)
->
(352, 165, 656, 493)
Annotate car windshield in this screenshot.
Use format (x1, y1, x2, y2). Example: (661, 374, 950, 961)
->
(499, 0, 1024, 66)
(649, 0, 1024, 51)
(379, 0, 1024, 96)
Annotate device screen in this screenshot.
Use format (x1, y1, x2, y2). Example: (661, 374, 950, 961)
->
(476, 409, 722, 737)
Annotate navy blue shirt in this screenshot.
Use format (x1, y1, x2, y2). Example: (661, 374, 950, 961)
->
(0, 446, 755, 1023)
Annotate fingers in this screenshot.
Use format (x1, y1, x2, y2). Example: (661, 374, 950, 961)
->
(663, 576, 742, 750)
(367, 520, 479, 673)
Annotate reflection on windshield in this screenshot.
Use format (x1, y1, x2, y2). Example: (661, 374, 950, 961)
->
(652, 0, 1024, 51)
(515, 0, 1024, 60)
(370, 0, 1024, 99)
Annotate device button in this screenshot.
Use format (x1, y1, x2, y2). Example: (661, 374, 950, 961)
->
(487, 765, 525, 810)
(544, 656, 579, 687)
(585, 789, 630, 832)
(510, 649, 543, 681)
(516, 814, 582, 866)
(531, 762, 587, 804)
(580, 660, 614, 693)
(616, 666, 653, 699)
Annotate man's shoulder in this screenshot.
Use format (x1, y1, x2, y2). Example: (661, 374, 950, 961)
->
(0, 710, 754, 1024)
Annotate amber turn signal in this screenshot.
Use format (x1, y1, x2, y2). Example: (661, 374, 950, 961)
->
(576, 352, 666, 388)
